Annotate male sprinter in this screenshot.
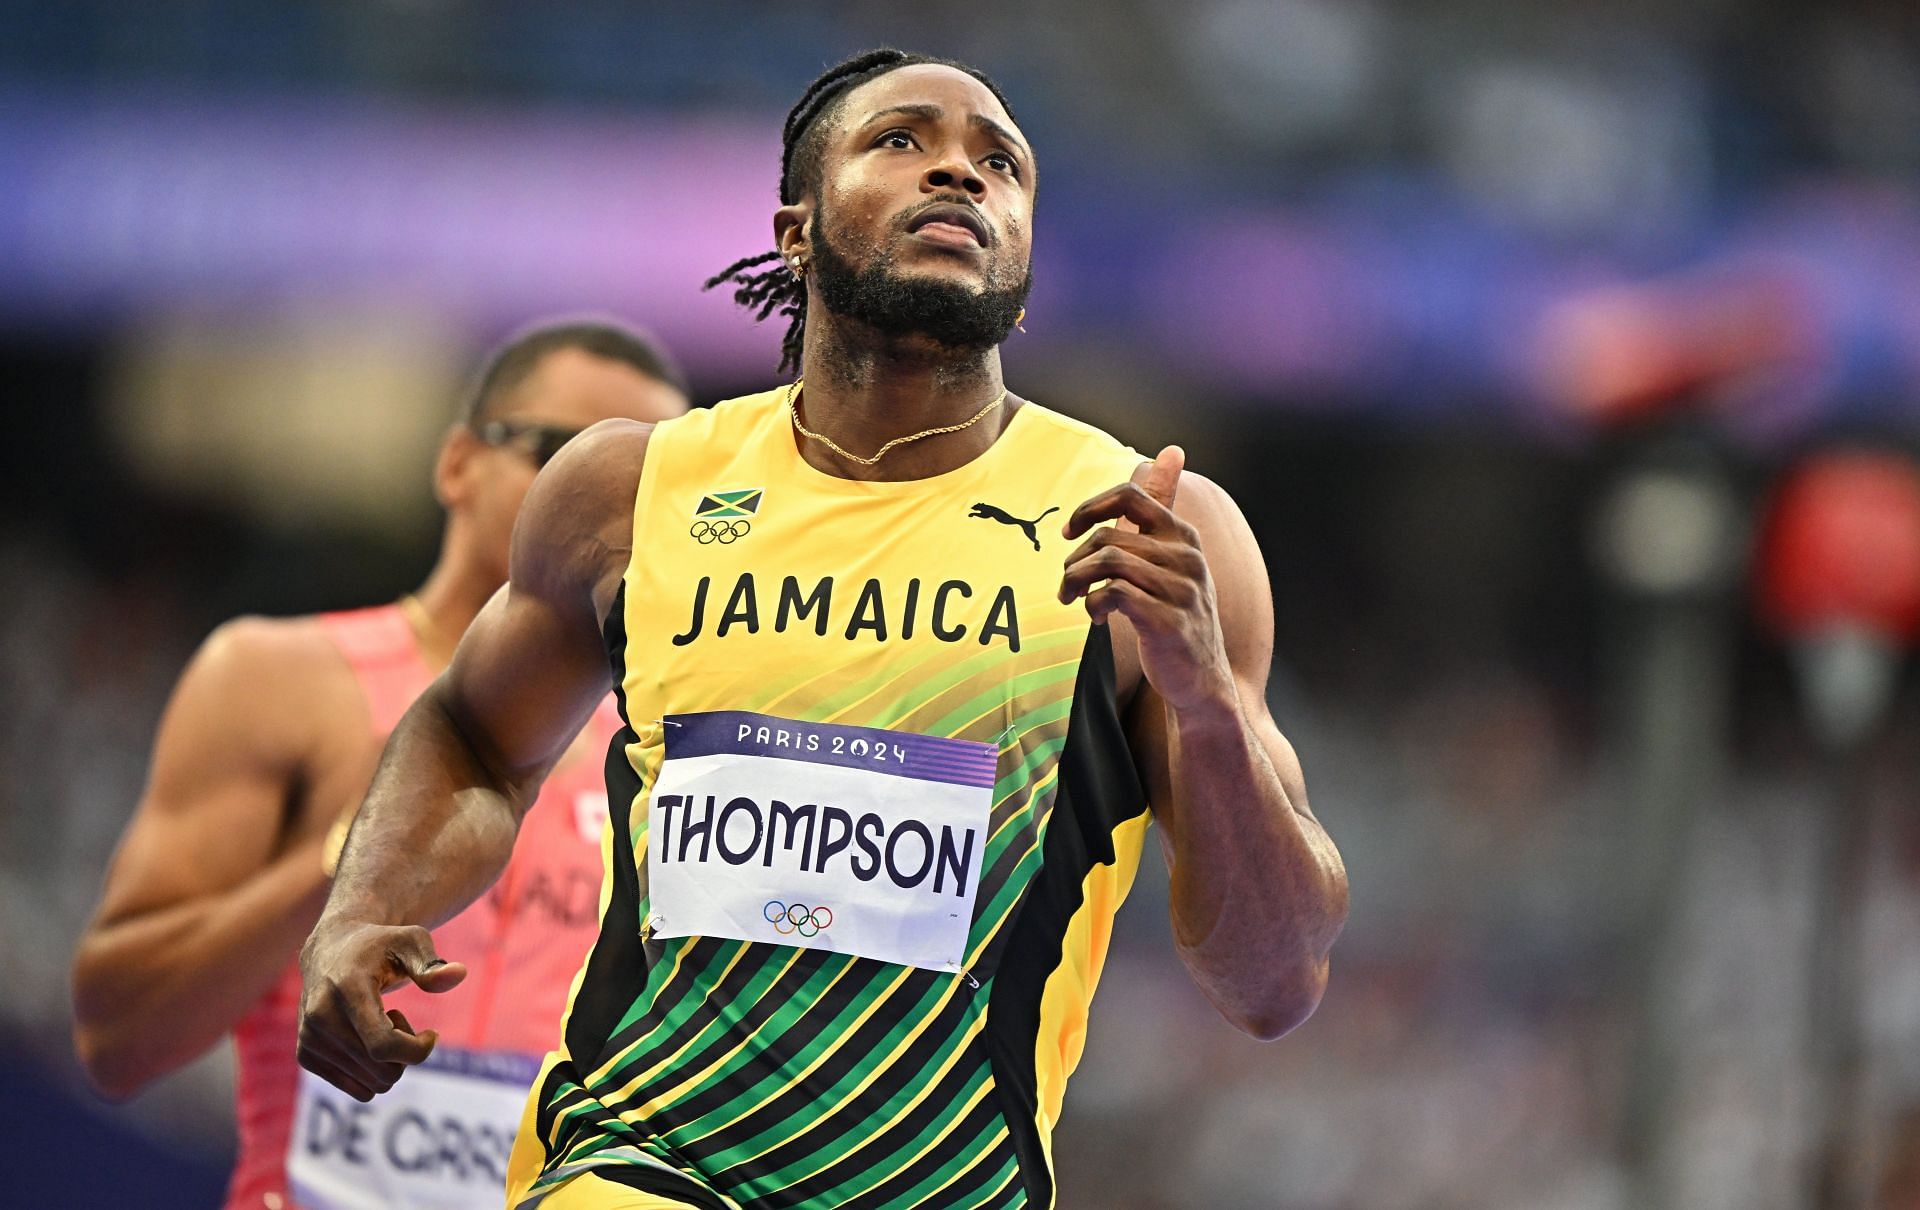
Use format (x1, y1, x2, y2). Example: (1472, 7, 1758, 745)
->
(73, 321, 689, 1209)
(298, 51, 1348, 1210)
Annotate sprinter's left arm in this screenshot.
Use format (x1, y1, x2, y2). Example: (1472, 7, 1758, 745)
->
(1059, 450, 1347, 1040)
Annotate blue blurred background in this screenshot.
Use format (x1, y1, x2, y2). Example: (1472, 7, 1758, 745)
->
(4, 2, 1920, 1208)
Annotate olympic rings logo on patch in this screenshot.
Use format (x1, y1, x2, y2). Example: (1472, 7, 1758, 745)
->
(764, 900, 834, 938)
(690, 519, 751, 544)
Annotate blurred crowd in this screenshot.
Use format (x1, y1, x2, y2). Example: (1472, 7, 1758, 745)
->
(9, 0, 1918, 204)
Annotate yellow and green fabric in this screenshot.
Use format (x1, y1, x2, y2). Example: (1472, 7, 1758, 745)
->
(508, 389, 1153, 1210)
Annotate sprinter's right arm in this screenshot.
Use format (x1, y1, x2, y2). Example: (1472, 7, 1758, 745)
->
(296, 419, 650, 1100)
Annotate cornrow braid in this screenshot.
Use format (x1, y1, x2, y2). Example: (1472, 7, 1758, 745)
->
(702, 250, 803, 371)
(703, 48, 1016, 375)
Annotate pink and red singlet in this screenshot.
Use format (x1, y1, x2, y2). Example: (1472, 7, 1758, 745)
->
(224, 604, 619, 1210)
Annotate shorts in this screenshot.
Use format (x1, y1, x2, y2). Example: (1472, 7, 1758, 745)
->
(535, 1171, 703, 1209)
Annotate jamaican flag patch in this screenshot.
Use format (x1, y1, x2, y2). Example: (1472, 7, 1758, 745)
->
(694, 488, 763, 519)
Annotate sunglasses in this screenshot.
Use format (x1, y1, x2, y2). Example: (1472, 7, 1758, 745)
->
(473, 419, 586, 468)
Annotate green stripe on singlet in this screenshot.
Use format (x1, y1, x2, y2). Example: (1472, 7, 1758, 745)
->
(946, 1151, 1024, 1210)
(876, 1123, 1018, 1210)
(612, 952, 876, 1114)
(979, 754, 1064, 893)
(594, 940, 761, 1083)
(966, 772, 1066, 973)
(988, 698, 1073, 791)
(543, 942, 765, 1145)
(980, 725, 1070, 857)
(730, 1061, 994, 1201)
(968, 842, 1052, 976)
(850, 642, 1082, 738)
(562, 971, 990, 1201)
(600, 946, 809, 1102)
(657, 962, 935, 1150)
(758, 625, 1085, 726)
(695, 981, 978, 1175)
(917, 658, 1079, 742)
(711, 1041, 990, 1191)
(839, 1118, 1016, 1210)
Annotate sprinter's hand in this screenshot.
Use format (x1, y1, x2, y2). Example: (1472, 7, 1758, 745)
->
(296, 922, 466, 1100)
(1060, 446, 1233, 714)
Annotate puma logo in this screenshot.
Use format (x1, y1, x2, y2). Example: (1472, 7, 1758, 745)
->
(968, 502, 1059, 551)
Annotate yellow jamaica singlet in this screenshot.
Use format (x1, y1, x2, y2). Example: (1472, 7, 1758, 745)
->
(507, 388, 1154, 1210)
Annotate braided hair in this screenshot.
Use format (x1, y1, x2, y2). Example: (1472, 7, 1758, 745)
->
(704, 49, 1017, 374)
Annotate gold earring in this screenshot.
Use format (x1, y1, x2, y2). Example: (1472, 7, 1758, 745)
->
(1015, 307, 1027, 334)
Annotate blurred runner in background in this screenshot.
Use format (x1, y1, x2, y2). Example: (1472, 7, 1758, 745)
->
(71, 319, 690, 1210)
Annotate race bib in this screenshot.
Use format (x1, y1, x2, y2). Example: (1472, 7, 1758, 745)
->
(646, 710, 997, 971)
(287, 1047, 539, 1210)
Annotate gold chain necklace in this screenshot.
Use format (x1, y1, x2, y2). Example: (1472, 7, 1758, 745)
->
(786, 379, 1005, 468)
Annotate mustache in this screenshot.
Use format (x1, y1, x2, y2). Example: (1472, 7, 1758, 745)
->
(898, 195, 995, 245)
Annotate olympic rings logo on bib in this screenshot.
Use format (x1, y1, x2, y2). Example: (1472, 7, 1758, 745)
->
(764, 900, 834, 938)
(690, 518, 751, 544)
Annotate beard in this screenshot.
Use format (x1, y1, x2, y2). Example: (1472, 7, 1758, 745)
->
(809, 213, 1033, 354)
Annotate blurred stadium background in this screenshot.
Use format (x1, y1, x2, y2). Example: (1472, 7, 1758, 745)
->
(4, 2, 1920, 1207)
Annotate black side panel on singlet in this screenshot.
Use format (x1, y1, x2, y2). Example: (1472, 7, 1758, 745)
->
(987, 625, 1148, 1207)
